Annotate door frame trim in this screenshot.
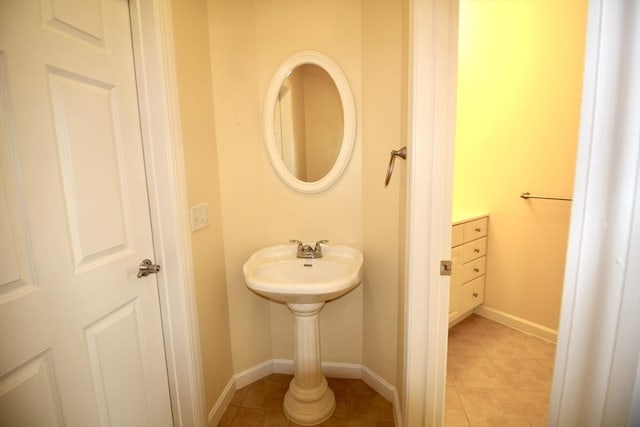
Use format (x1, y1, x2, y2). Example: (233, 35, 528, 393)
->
(129, 1, 206, 426)
(402, 0, 458, 425)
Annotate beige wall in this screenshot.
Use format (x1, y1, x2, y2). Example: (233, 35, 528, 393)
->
(453, 0, 587, 330)
(208, 0, 365, 371)
(206, 0, 273, 373)
(171, 0, 406, 405)
(171, 0, 234, 412)
(362, 0, 405, 386)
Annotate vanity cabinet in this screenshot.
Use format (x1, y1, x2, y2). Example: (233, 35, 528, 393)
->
(449, 215, 488, 324)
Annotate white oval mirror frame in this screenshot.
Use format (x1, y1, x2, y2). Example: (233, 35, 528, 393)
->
(263, 51, 356, 194)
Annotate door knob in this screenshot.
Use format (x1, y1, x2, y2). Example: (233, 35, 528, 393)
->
(137, 259, 161, 278)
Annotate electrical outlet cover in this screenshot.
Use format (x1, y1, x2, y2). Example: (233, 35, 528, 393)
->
(190, 203, 209, 231)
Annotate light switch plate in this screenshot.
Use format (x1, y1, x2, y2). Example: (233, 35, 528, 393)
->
(191, 203, 209, 231)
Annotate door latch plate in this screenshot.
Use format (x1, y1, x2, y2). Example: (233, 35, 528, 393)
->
(440, 260, 452, 276)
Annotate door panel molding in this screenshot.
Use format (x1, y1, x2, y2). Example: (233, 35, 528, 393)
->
(0, 51, 38, 304)
(0, 351, 63, 426)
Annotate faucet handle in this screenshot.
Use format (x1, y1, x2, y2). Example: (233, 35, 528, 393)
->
(314, 240, 329, 250)
(289, 239, 302, 250)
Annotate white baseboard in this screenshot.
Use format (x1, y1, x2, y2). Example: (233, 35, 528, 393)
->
(210, 360, 399, 425)
(272, 358, 294, 375)
(322, 361, 363, 379)
(474, 305, 558, 343)
(361, 366, 394, 402)
(361, 366, 401, 425)
(207, 377, 235, 426)
(273, 359, 366, 380)
(234, 359, 273, 389)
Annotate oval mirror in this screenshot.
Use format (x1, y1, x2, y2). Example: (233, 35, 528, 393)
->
(263, 51, 356, 193)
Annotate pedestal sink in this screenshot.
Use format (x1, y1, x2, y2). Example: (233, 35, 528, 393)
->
(243, 244, 363, 425)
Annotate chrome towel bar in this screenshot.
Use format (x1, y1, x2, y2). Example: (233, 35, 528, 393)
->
(520, 192, 572, 202)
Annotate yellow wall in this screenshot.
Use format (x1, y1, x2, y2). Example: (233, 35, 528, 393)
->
(454, 0, 587, 330)
(170, 0, 234, 412)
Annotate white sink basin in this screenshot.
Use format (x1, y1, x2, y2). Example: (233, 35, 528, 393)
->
(243, 244, 363, 304)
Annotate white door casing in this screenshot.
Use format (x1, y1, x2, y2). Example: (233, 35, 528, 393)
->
(0, 1, 173, 425)
(403, 0, 458, 425)
(548, 1, 640, 425)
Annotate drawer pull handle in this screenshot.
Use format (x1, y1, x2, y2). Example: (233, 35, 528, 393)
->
(474, 248, 480, 253)
(473, 292, 479, 298)
(473, 268, 480, 272)
(475, 227, 481, 232)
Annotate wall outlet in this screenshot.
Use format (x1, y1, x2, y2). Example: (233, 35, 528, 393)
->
(190, 203, 210, 231)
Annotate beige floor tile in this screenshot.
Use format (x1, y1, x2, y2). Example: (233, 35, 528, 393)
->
(447, 355, 509, 389)
(446, 316, 557, 427)
(456, 387, 530, 427)
(230, 387, 249, 406)
(480, 333, 531, 359)
(327, 378, 351, 418)
(448, 334, 487, 357)
(242, 375, 291, 411)
(518, 334, 556, 360)
(513, 389, 550, 427)
(222, 376, 395, 426)
(447, 368, 455, 386)
(490, 358, 552, 392)
(535, 357, 556, 375)
(444, 387, 470, 427)
(349, 384, 394, 422)
(445, 386, 463, 410)
(218, 406, 238, 426)
(444, 407, 471, 427)
(452, 315, 517, 337)
(230, 407, 289, 427)
(289, 415, 349, 427)
(348, 420, 395, 427)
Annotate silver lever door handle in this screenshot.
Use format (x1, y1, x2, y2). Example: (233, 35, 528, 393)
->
(385, 146, 407, 187)
(137, 259, 161, 278)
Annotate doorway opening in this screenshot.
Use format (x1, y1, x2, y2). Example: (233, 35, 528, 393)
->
(445, 1, 588, 425)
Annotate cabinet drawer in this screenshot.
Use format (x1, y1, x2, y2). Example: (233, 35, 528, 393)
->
(460, 276, 485, 313)
(463, 217, 488, 242)
(461, 237, 487, 263)
(452, 224, 464, 247)
(451, 246, 463, 286)
(462, 256, 485, 283)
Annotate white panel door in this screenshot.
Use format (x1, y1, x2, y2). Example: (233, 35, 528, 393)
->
(0, 1, 173, 426)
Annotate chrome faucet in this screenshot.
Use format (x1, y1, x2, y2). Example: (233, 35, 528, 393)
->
(290, 240, 329, 259)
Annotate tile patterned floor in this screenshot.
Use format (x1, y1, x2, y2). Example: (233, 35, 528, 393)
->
(217, 314, 554, 426)
(445, 314, 556, 427)
(218, 374, 395, 426)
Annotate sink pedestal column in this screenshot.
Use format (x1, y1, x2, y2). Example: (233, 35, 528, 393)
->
(284, 302, 335, 425)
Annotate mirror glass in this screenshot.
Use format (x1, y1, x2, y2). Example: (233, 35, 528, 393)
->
(263, 51, 355, 194)
(273, 64, 343, 182)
